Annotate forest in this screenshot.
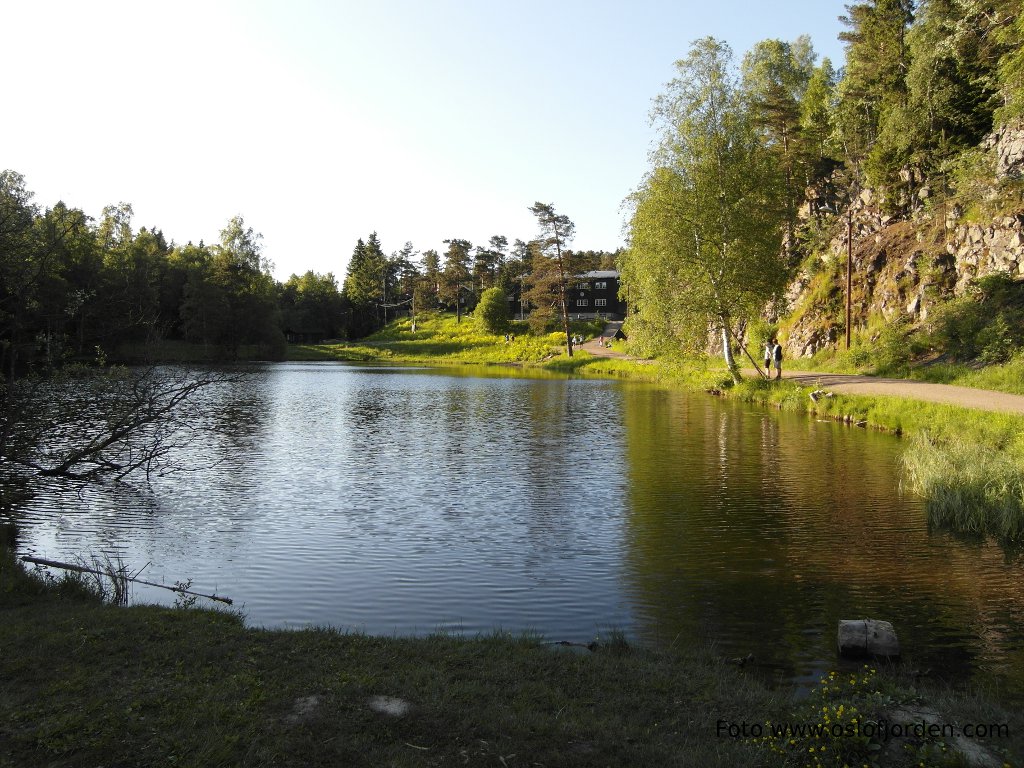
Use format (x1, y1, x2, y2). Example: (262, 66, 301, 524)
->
(0, 168, 618, 376)
(621, 0, 1024, 369)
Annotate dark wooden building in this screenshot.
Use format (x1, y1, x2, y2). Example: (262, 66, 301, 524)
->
(567, 270, 627, 320)
(508, 270, 627, 321)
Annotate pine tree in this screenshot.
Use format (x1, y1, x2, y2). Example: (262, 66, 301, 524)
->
(526, 203, 577, 355)
(835, 0, 914, 170)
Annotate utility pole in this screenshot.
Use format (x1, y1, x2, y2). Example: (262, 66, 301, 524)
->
(846, 205, 853, 350)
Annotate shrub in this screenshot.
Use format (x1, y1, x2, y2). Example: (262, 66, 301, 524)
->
(475, 287, 510, 334)
(871, 317, 914, 376)
(924, 274, 1024, 362)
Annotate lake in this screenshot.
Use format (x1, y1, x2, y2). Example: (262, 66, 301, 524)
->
(8, 362, 1024, 696)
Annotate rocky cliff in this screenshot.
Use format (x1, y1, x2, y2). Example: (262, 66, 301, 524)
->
(783, 121, 1024, 359)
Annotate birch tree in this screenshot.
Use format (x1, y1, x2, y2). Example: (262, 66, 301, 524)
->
(621, 37, 787, 379)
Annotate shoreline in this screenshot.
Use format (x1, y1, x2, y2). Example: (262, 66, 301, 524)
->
(2, 543, 1021, 768)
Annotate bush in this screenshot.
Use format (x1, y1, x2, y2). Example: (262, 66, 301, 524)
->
(475, 288, 510, 334)
(871, 317, 915, 376)
(924, 274, 1024, 362)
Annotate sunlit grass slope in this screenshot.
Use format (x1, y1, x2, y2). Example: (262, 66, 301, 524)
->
(291, 314, 602, 365)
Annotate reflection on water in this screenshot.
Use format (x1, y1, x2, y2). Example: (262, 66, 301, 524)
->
(6, 362, 1024, 698)
(621, 391, 1024, 693)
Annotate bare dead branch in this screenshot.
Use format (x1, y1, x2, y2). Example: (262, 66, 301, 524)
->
(2, 365, 240, 484)
(21, 555, 233, 604)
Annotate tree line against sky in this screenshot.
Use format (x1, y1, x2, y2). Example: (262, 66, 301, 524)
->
(0, 167, 616, 375)
(3, 0, 1022, 378)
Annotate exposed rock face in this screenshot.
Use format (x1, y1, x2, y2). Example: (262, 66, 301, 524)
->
(986, 119, 1024, 179)
(945, 213, 1024, 293)
(782, 136, 1024, 358)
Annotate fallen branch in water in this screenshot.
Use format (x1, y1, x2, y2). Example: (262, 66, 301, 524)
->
(21, 555, 233, 605)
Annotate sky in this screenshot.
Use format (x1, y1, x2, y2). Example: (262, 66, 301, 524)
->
(3, 1, 850, 281)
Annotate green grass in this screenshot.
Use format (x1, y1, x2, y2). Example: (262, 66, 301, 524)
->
(911, 354, 1024, 396)
(903, 432, 1024, 541)
(292, 314, 570, 365)
(0, 542, 774, 767)
(292, 314, 615, 368)
(2, 543, 1020, 768)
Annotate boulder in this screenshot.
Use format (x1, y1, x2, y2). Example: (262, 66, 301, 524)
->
(838, 618, 900, 658)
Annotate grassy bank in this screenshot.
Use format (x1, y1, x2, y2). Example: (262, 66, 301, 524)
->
(2, 538, 1020, 768)
(291, 314, 605, 366)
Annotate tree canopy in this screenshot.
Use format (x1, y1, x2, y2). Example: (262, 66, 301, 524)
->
(621, 38, 787, 375)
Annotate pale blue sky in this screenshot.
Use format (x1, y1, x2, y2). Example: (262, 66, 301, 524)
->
(3, 1, 849, 280)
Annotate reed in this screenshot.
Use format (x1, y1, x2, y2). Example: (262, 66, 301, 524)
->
(72, 553, 132, 606)
(902, 432, 1024, 541)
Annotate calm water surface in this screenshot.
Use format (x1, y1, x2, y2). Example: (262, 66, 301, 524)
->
(9, 362, 1024, 696)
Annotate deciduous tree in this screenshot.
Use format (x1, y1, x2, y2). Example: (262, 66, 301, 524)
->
(475, 286, 510, 334)
(621, 38, 787, 378)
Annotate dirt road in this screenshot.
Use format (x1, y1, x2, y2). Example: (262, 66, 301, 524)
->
(577, 338, 1024, 415)
(777, 370, 1024, 415)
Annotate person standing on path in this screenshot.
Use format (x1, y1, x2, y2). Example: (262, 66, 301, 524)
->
(772, 338, 783, 380)
(763, 340, 772, 375)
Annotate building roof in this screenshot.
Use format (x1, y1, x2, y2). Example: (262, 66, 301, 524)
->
(579, 270, 619, 279)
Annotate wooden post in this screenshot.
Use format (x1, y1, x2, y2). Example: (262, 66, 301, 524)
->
(846, 206, 853, 349)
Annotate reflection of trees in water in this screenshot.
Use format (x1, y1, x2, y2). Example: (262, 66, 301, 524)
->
(620, 388, 1024, 694)
(620, 389, 810, 672)
(326, 372, 631, 580)
(201, 368, 269, 456)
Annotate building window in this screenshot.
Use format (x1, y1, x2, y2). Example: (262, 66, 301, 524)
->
(575, 282, 590, 290)
(595, 298, 607, 307)
(576, 299, 588, 307)
(594, 281, 607, 290)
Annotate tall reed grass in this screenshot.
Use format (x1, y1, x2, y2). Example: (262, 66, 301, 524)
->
(902, 432, 1024, 541)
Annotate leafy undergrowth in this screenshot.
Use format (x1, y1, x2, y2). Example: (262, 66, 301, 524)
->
(911, 354, 1024, 396)
(757, 666, 1020, 768)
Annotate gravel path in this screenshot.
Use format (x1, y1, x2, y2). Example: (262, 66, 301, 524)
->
(780, 370, 1024, 415)
(577, 339, 1024, 415)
